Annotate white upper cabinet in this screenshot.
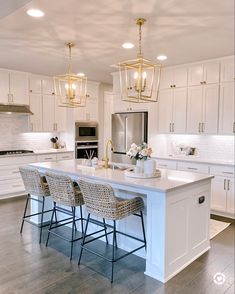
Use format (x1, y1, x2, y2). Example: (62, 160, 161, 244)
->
(187, 84, 219, 134)
(0, 69, 9, 103)
(188, 61, 220, 86)
(218, 82, 235, 134)
(29, 75, 42, 94)
(9, 71, 29, 105)
(220, 57, 235, 83)
(158, 88, 187, 133)
(29, 93, 42, 131)
(160, 66, 188, 89)
(0, 69, 29, 105)
(42, 94, 55, 132)
(42, 77, 55, 95)
(54, 100, 67, 132)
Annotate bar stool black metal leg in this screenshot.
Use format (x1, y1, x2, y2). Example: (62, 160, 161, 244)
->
(111, 220, 116, 283)
(20, 194, 30, 234)
(46, 202, 56, 247)
(80, 206, 84, 235)
(70, 207, 76, 260)
(140, 211, 146, 249)
(54, 208, 58, 223)
(39, 196, 45, 244)
(73, 207, 77, 231)
(78, 213, 90, 265)
(103, 218, 109, 244)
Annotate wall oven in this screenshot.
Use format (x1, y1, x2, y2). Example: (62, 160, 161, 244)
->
(75, 121, 98, 142)
(75, 121, 98, 159)
(75, 142, 98, 159)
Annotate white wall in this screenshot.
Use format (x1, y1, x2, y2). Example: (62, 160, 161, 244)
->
(150, 134, 234, 162)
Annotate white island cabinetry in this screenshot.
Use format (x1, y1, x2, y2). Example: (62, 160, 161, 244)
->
(0, 151, 74, 199)
(30, 159, 213, 283)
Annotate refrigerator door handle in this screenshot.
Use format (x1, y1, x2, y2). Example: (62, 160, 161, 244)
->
(125, 116, 128, 151)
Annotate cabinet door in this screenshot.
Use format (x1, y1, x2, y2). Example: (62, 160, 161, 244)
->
(29, 75, 42, 93)
(42, 94, 55, 132)
(29, 93, 43, 131)
(227, 178, 234, 214)
(172, 88, 187, 133)
(9, 71, 29, 105)
(173, 67, 188, 88)
(218, 82, 235, 134)
(188, 64, 204, 86)
(158, 89, 173, 133)
(160, 68, 174, 89)
(54, 99, 67, 132)
(85, 96, 98, 121)
(42, 77, 55, 95)
(203, 61, 220, 84)
(211, 177, 227, 212)
(220, 57, 234, 82)
(202, 84, 219, 134)
(0, 69, 9, 103)
(187, 86, 203, 133)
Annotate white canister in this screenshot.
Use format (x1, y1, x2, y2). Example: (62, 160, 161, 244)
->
(144, 159, 156, 175)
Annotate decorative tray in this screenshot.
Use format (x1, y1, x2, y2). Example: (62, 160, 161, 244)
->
(124, 168, 161, 179)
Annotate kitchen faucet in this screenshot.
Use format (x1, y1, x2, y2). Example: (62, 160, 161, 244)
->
(105, 140, 114, 169)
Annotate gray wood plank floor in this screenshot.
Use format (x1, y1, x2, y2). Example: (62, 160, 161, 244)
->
(0, 196, 234, 294)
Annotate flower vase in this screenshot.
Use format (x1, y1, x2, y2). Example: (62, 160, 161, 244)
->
(135, 159, 144, 174)
(144, 159, 156, 175)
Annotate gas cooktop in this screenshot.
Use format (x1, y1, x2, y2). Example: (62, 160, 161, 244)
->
(0, 150, 34, 156)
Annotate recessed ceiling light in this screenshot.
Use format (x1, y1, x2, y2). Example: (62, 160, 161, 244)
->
(157, 55, 167, 61)
(27, 9, 45, 18)
(122, 42, 134, 49)
(77, 72, 85, 77)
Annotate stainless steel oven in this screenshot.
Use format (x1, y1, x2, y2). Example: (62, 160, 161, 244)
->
(75, 142, 98, 159)
(75, 121, 98, 142)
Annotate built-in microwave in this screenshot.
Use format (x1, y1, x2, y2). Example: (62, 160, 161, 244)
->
(75, 121, 98, 142)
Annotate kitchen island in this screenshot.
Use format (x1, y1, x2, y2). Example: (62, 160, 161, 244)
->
(30, 159, 213, 283)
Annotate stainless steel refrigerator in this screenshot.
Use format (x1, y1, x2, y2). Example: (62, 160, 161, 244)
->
(111, 112, 148, 163)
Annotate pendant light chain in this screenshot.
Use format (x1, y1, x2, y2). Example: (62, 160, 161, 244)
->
(138, 22, 142, 57)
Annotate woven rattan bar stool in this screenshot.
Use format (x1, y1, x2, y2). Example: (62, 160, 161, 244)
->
(45, 172, 86, 260)
(19, 166, 53, 244)
(78, 178, 146, 283)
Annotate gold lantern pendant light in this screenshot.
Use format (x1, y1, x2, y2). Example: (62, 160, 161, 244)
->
(118, 18, 162, 103)
(54, 42, 88, 108)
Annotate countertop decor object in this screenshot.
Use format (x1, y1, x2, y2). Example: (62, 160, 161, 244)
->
(50, 136, 59, 149)
(125, 167, 161, 178)
(127, 142, 152, 173)
(118, 18, 161, 103)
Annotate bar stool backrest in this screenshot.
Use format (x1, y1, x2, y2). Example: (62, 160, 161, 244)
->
(45, 172, 80, 206)
(19, 166, 50, 197)
(79, 178, 117, 219)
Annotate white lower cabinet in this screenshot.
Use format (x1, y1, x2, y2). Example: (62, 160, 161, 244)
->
(155, 157, 234, 218)
(0, 152, 74, 198)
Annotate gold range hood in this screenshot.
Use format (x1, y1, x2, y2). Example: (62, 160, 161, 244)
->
(0, 104, 33, 115)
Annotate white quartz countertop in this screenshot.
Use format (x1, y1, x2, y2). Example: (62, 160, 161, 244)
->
(0, 149, 74, 158)
(30, 159, 214, 193)
(152, 155, 235, 167)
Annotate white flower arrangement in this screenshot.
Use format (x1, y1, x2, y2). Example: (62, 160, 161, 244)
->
(126, 142, 152, 160)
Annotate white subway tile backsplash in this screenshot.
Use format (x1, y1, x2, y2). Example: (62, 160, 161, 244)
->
(151, 134, 234, 162)
(0, 116, 56, 150)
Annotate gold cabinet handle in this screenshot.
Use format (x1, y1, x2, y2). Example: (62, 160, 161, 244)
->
(198, 122, 201, 133)
(172, 122, 174, 132)
(200, 81, 204, 85)
(233, 122, 235, 133)
(169, 123, 172, 132)
(224, 179, 226, 190)
(227, 179, 230, 191)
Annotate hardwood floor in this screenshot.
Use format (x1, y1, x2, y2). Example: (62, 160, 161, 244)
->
(0, 196, 234, 294)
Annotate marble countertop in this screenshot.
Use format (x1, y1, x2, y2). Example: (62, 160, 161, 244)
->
(31, 159, 214, 193)
(152, 155, 234, 166)
(0, 149, 74, 158)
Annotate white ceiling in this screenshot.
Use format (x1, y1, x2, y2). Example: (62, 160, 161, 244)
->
(0, 0, 234, 84)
